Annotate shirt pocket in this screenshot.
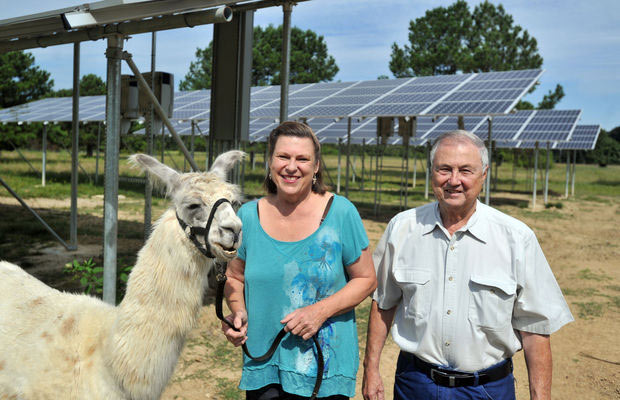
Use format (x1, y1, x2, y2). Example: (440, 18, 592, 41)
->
(393, 268, 432, 319)
(468, 275, 516, 330)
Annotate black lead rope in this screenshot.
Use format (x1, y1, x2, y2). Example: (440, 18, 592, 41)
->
(177, 197, 325, 399)
(215, 265, 324, 399)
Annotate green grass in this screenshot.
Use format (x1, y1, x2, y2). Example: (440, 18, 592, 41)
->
(577, 268, 612, 282)
(573, 301, 605, 319)
(2, 149, 619, 211)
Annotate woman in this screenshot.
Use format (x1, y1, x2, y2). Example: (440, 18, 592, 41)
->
(222, 121, 377, 399)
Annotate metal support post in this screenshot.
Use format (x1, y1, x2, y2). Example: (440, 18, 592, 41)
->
(544, 141, 551, 204)
(336, 138, 342, 194)
(103, 35, 124, 305)
(144, 31, 156, 238)
(280, 2, 292, 123)
(564, 151, 570, 198)
(70, 42, 80, 249)
(424, 143, 431, 200)
(345, 118, 351, 197)
(485, 117, 492, 205)
(571, 150, 576, 196)
(413, 149, 418, 188)
(532, 142, 539, 209)
(373, 143, 380, 216)
(360, 139, 365, 191)
(42, 124, 47, 187)
(95, 122, 101, 185)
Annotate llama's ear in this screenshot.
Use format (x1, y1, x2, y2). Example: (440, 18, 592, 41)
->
(129, 154, 180, 190)
(209, 150, 245, 181)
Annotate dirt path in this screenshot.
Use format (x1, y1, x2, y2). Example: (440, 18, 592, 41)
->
(1, 193, 618, 399)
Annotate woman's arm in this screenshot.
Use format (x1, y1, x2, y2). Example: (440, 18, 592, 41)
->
(221, 257, 248, 346)
(280, 247, 377, 340)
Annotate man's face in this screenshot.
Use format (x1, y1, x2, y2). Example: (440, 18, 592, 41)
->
(431, 139, 487, 213)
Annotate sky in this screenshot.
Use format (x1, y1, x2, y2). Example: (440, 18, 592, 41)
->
(4, 0, 620, 131)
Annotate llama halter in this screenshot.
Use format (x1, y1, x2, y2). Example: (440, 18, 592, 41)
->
(176, 197, 236, 259)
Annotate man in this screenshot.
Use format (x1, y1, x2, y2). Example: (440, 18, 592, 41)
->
(363, 130, 573, 400)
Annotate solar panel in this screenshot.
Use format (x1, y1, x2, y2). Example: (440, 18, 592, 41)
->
(0, 69, 543, 125)
(553, 125, 601, 150)
(513, 109, 582, 143)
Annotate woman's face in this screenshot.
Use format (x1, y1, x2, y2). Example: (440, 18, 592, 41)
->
(269, 135, 319, 200)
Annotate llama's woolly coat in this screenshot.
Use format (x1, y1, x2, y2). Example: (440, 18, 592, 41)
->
(0, 151, 244, 400)
(0, 209, 211, 399)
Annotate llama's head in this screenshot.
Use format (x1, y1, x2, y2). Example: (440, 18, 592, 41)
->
(130, 151, 244, 261)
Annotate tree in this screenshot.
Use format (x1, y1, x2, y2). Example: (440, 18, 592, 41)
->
(49, 73, 106, 98)
(179, 44, 212, 90)
(537, 84, 565, 109)
(390, 1, 543, 77)
(179, 25, 339, 90)
(0, 51, 54, 108)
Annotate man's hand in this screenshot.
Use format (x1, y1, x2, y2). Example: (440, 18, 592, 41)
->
(362, 364, 385, 400)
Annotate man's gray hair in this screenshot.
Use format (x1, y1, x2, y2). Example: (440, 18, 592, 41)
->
(430, 130, 489, 170)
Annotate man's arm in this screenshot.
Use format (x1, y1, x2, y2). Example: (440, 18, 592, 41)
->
(362, 300, 397, 400)
(520, 331, 552, 400)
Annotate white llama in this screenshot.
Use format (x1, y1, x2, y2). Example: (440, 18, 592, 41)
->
(0, 151, 244, 399)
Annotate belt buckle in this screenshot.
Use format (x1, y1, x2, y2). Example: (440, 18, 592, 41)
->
(430, 369, 456, 387)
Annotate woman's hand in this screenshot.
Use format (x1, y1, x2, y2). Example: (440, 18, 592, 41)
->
(221, 310, 248, 347)
(280, 303, 328, 341)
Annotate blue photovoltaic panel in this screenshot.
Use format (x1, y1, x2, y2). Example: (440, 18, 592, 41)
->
(554, 125, 600, 150)
(514, 109, 581, 143)
(0, 69, 543, 124)
(426, 69, 542, 116)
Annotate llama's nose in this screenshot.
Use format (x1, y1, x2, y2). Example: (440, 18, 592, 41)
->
(222, 227, 240, 244)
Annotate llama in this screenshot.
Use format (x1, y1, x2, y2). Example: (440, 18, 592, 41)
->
(0, 151, 244, 399)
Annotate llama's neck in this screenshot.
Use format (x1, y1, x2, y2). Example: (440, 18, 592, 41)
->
(106, 208, 212, 397)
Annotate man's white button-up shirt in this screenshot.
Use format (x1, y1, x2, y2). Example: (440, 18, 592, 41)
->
(372, 200, 573, 372)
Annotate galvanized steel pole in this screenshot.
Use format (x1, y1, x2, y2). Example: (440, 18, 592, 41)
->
(485, 117, 492, 205)
(144, 31, 156, 239)
(544, 141, 551, 204)
(42, 124, 47, 187)
(279, 2, 292, 123)
(532, 142, 539, 209)
(95, 122, 101, 185)
(103, 34, 124, 305)
(564, 151, 570, 198)
(70, 42, 80, 249)
(345, 117, 351, 197)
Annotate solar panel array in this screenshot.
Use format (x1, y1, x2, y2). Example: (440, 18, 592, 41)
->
(553, 125, 601, 150)
(0, 69, 543, 124)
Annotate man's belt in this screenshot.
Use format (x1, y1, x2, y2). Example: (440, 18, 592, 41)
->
(406, 353, 513, 388)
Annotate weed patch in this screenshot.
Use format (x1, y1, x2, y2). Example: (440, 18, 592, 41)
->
(576, 268, 611, 282)
(573, 302, 604, 319)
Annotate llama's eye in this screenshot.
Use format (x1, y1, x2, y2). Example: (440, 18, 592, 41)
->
(187, 203, 201, 210)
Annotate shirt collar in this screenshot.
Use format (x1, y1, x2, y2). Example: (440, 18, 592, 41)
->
(422, 200, 489, 243)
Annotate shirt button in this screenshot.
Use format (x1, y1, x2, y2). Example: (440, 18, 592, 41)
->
(447, 310, 452, 315)
(448, 276, 454, 281)
(450, 246, 454, 251)
(445, 341, 450, 347)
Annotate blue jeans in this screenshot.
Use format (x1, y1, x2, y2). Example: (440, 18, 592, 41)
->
(394, 352, 516, 400)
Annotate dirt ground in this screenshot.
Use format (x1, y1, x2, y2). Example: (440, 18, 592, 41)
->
(0, 193, 618, 399)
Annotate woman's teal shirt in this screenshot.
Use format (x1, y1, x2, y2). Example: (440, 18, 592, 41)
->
(236, 194, 369, 398)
